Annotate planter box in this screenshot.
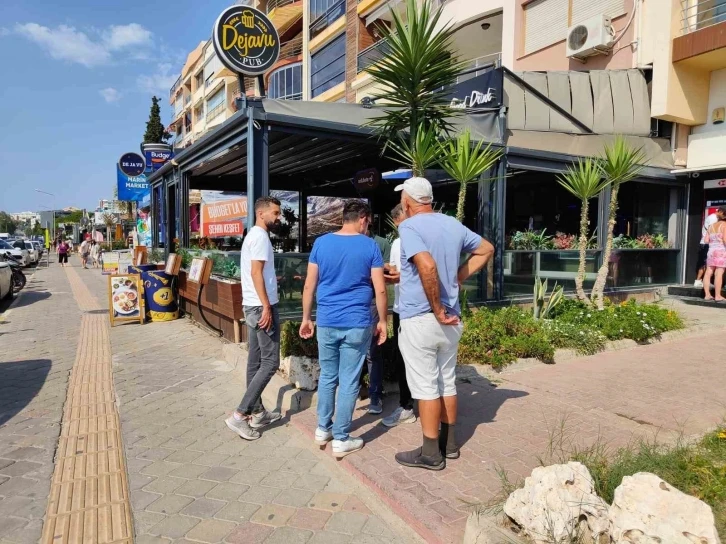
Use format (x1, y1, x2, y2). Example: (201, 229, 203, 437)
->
(178, 270, 244, 342)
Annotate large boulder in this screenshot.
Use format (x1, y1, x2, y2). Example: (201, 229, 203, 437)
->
(609, 472, 721, 544)
(280, 356, 319, 391)
(504, 462, 609, 544)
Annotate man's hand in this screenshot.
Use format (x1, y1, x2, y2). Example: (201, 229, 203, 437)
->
(299, 319, 315, 339)
(384, 269, 400, 284)
(258, 305, 273, 331)
(374, 320, 387, 345)
(434, 308, 460, 326)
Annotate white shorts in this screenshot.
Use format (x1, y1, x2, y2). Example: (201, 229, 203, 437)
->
(398, 313, 463, 401)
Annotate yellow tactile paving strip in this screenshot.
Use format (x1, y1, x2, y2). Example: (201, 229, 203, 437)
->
(41, 266, 134, 544)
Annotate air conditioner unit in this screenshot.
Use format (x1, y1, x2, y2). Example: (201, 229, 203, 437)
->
(566, 14, 613, 60)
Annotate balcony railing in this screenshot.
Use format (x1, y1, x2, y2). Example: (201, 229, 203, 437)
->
(206, 102, 226, 122)
(310, 0, 346, 39)
(681, 0, 726, 34)
(169, 75, 182, 98)
(279, 35, 303, 60)
(267, 0, 296, 12)
(357, 39, 391, 72)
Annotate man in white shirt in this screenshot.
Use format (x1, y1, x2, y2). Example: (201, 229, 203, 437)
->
(226, 196, 283, 441)
(695, 211, 719, 288)
(382, 204, 416, 427)
(79, 238, 90, 269)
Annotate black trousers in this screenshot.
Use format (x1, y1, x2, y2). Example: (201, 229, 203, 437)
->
(392, 311, 413, 410)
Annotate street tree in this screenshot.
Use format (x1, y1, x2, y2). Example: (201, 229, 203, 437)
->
(143, 96, 171, 143)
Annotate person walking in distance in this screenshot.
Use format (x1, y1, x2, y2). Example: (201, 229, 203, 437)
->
(382, 204, 416, 427)
(300, 200, 388, 458)
(394, 177, 494, 470)
(80, 237, 91, 269)
(57, 239, 69, 268)
(225, 197, 284, 441)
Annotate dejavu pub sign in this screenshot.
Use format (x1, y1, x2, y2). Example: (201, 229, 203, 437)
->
(213, 5, 280, 76)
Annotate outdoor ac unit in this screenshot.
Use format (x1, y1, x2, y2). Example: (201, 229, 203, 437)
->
(566, 14, 613, 60)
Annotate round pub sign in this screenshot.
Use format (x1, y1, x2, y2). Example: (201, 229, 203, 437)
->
(213, 5, 280, 77)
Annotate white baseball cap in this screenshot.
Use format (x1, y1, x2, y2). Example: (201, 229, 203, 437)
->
(394, 177, 433, 204)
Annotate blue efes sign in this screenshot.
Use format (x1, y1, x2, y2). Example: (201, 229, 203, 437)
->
(117, 166, 150, 202)
(118, 152, 146, 177)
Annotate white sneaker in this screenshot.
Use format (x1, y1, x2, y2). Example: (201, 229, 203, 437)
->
(694, 280, 704, 288)
(332, 437, 364, 458)
(382, 407, 417, 428)
(315, 428, 333, 446)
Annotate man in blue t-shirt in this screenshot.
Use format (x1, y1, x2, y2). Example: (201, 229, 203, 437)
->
(300, 200, 388, 459)
(394, 177, 494, 471)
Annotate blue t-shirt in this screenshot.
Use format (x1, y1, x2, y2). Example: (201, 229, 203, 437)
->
(398, 213, 482, 319)
(310, 233, 384, 328)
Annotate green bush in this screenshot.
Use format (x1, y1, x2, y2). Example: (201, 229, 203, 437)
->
(541, 320, 606, 356)
(553, 299, 684, 342)
(280, 321, 318, 359)
(459, 307, 554, 369)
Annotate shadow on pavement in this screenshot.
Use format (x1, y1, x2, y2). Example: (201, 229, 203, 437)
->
(0, 359, 51, 426)
(9, 290, 51, 310)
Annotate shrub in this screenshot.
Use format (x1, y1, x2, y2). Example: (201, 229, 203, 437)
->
(459, 307, 554, 369)
(280, 321, 318, 359)
(541, 320, 606, 356)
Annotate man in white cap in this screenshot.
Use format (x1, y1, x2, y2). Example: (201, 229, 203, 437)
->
(394, 177, 494, 470)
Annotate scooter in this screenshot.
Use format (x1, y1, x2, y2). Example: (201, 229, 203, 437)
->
(2, 252, 26, 291)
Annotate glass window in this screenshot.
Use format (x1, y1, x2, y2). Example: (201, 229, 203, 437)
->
(311, 35, 346, 98)
(311, 0, 340, 21)
(268, 64, 302, 100)
(615, 182, 681, 244)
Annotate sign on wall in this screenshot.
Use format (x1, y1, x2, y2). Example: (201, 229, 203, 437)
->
(445, 67, 504, 110)
(117, 167, 150, 202)
(200, 192, 248, 238)
(212, 5, 280, 76)
(118, 153, 146, 177)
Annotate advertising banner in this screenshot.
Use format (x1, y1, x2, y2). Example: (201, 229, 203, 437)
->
(102, 252, 120, 275)
(143, 148, 173, 173)
(108, 274, 144, 326)
(137, 209, 152, 247)
(117, 166, 150, 202)
(200, 192, 247, 238)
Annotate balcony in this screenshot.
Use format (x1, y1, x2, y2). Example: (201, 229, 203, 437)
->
(169, 75, 182, 100)
(266, 0, 303, 36)
(674, 0, 726, 69)
(681, 0, 726, 34)
(310, 0, 346, 40)
(279, 35, 303, 61)
(267, 0, 296, 12)
(206, 102, 226, 123)
(357, 39, 390, 72)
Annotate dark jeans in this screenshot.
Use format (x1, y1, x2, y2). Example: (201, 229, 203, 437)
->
(392, 312, 413, 410)
(237, 305, 280, 415)
(366, 322, 384, 404)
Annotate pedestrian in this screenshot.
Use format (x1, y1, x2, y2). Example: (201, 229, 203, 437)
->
(703, 206, 726, 302)
(365, 220, 391, 415)
(225, 197, 284, 441)
(382, 204, 416, 427)
(91, 241, 100, 268)
(299, 200, 388, 458)
(80, 237, 91, 269)
(57, 239, 69, 267)
(695, 209, 719, 288)
(394, 177, 493, 470)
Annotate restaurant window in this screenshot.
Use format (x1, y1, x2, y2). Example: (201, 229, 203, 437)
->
(311, 34, 346, 98)
(268, 63, 303, 101)
(206, 87, 226, 122)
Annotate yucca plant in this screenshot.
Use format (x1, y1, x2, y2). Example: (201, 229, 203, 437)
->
(366, 0, 463, 174)
(438, 129, 502, 223)
(533, 277, 564, 320)
(591, 137, 647, 309)
(386, 123, 443, 176)
(557, 158, 611, 303)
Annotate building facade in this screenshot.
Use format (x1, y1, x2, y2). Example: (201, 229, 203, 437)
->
(10, 212, 40, 227)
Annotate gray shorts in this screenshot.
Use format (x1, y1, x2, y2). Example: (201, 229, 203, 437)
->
(398, 313, 463, 400)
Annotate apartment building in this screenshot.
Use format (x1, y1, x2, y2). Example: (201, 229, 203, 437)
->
(10, 212, 40, 227)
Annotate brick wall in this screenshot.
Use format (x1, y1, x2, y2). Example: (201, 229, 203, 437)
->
(344, 0, 358, 103)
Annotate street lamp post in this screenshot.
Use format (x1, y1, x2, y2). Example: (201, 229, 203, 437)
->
(35, 189, 57, 245)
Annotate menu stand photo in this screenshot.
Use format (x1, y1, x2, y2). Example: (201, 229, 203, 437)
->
(108, 273, 144, 327)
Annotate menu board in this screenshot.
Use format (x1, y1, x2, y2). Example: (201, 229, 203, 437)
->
(108, 274, 144, 326)
(102, 252, 120, 275)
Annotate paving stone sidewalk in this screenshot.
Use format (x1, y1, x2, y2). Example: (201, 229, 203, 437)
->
(77, 270, 419, 544)
(0, 261, 80, 543)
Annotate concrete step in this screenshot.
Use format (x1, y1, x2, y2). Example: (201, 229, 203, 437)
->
(666, 284, 726, 308)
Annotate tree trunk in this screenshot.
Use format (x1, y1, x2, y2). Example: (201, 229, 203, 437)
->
(591, 182, 620, 309)
(456, 181, 467, 223)
(575, 198, 590, 303)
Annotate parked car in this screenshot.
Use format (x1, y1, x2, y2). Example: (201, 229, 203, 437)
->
(0, 259, 12, 301)
(10, 240, 32, 266)
(0, 240, 28, 266)
(23, 241, 38, 264)
(31, 240, 43, 255)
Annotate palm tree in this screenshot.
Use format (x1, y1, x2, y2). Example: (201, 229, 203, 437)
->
(591, 137, 647, 309)
(366, 0, 463, 175)
(102, 212, 117, 250)
(438, 130, 502, 223)
(557, 159, 612, 303)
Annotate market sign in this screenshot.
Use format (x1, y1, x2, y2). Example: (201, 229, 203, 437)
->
(445, 67, 503, 110)
(117, 167, 150, 202)
(212, 5, 280, 76)
(118, 152, 146, 177)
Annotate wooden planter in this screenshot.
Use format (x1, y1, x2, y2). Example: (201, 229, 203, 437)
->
(178, 270, 244, 342)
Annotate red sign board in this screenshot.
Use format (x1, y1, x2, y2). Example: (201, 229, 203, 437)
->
(202, 220, 244, 237)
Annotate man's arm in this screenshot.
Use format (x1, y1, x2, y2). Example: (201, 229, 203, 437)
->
(457, 238, 494, 285)
(371, 267, 388, 344)
(299, 263, 319, 339)
(412, 252, 458, 325)
(250, 260, 272, 330)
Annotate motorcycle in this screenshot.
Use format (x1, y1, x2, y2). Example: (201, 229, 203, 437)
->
(2, 252, 26, 291)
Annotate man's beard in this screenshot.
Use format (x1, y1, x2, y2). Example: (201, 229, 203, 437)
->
(266, 220, 282, 234)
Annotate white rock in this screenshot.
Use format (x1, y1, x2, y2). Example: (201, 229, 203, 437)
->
(280, 356, 319, 391)
(609, 472, 721, 544)
(503, 462, 609, 544)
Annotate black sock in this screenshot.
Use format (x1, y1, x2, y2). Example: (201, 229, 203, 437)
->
(422, 436, 439, 457)
(439, 423, 457, 452)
